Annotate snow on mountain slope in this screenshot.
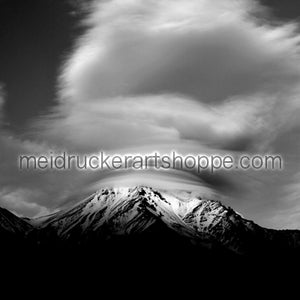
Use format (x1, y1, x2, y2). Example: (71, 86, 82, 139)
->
(0, 186, 298, 256)
(34, 186, 300, 255)
(36, 187, 209, 243)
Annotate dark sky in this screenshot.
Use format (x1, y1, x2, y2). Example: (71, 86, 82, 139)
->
(0, 0, 86, 132)
(0, 0, 300, 132)
(261, 0, 300, 21)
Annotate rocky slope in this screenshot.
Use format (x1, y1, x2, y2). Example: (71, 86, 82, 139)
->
(0, 207, 33, 247)
(0, 207, 32, 235)
(0, 186, 299, 257)
(30, 186, 300, 256)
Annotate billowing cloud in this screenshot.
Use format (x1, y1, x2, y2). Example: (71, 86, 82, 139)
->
(2, 0, 300, 228)
(28, 0, 300, 227)
(32, 0, 300, 155)
(61, 1, 300, 104)
(37, 92, 297, 154)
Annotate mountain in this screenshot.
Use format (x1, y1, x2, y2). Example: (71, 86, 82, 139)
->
(2, 187, 298, 291)
(1, 185, 300, 280)
(0, 207, 32, 236)
(1, 186, 300, 259)
(0, 206, 32, 247)
(31, 186, 300, 257)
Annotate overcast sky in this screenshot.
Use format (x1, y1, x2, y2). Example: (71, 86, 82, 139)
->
(1, 0, 300, 229)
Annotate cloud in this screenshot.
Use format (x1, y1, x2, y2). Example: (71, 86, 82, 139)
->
(0, 86, 98, 217)
(258, 172, 300, 229)
(0, 188, 51, 218)
(31, 0, 299, 155)
(0, 129, 106, 217)
(88, 169, 217, 198)
(61, 0, 300, 102)
(2, 0, 300, 228)
(27, 0, 300, 227)
(36, 93, 287, 153)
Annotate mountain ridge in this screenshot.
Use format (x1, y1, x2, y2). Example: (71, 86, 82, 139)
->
(0, 206, 33, 235)
(1, 186, 300, 257)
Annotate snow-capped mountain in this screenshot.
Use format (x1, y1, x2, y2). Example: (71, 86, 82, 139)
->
(31, 186, 300, 256)
(0, 186, 299, 257)
(1, 186, 298, 285)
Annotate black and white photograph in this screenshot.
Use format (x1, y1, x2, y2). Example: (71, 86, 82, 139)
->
(1, 0, 300, 289)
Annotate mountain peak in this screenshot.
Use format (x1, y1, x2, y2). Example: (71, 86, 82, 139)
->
(33, 186, 262, 253)
(1, 186, 300, 257)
